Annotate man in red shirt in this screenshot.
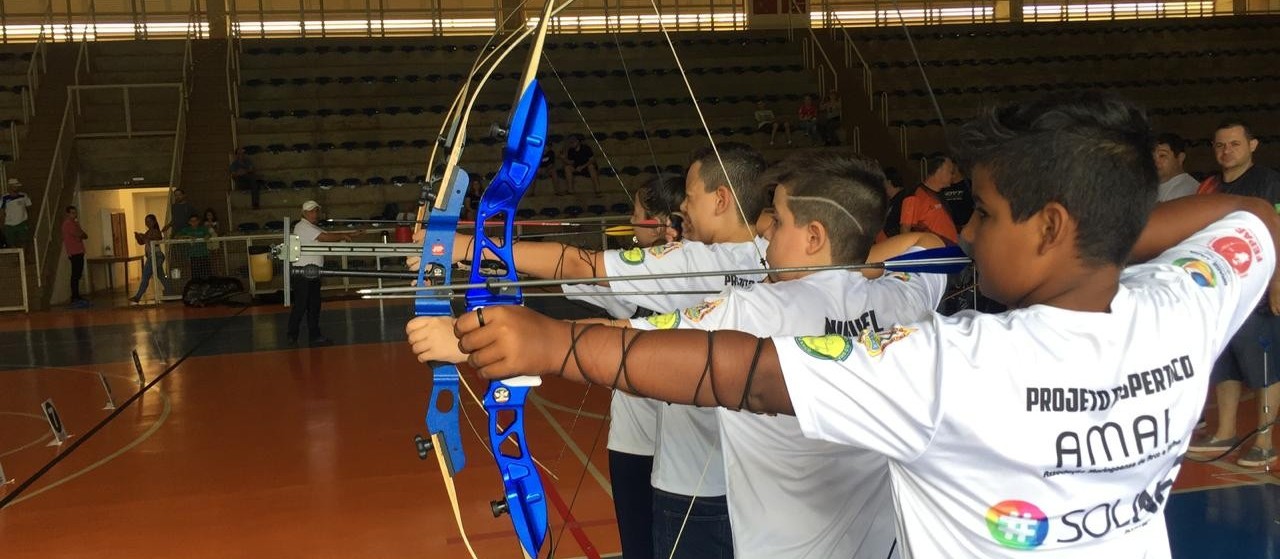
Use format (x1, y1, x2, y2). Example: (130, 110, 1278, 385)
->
(900, 155, 959, 244)
(61, 205, 89, 307)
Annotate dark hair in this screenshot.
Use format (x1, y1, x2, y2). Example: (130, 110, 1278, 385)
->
(690, 142, 769, 225)
(762, 150, 887, 264)
(65, 205, 76, 213)
(924, 154, 952, 179)
(636, 174, 686, 219)
(204, 208, 218, 221)
(1214, 120, 1255, 141)
(953, 92, 1157, 266)
(145, 214, 159, 228)
(1154, 132, 1186, 155)
(883, 167, 903, 190)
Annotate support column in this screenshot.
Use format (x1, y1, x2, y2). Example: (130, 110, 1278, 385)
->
(501, 0, 525, 32)
(996, 0, 1023, 23)
(207, 0, 228, 39)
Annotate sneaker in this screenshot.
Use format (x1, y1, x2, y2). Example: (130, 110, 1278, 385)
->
(309, 336, 334, 347)
(1237, 446, 1276, 468)
(129, 296, 141, 303)
(1188, 435, 1239, 452)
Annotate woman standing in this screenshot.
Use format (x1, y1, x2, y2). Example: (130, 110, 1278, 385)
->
(130, 214, 168, 303)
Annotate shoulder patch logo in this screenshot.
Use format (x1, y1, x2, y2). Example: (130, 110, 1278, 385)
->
(644, 312, 680, 330)
(647, 241, 683, 259)
(1173, 257, 1218, 288)
(620, 247, 645, 265)
(795, 335, 854, 361)
(888, 272, 911, 282)
(682, 298, 724, 322)
(857, 325, 916, 359)
(1211, 235, 1254, 277)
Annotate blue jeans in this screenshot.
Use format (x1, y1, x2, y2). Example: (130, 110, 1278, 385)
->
(133, 251, 169, 300)
(652, 488, 733, 559)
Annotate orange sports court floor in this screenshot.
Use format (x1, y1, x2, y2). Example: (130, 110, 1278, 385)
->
(0, 294, 1276, 558)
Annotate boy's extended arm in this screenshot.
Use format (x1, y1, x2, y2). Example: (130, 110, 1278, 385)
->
(456, 305, 794, 415)
(862, 232, 945, 278)
(407, 230, 612, 284)
(1131, 193, 1280, 313)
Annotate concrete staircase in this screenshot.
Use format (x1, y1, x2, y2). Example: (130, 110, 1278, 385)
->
(11, 43, 82, 310)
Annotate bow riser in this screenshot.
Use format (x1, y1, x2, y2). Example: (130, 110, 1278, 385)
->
(421, 170, 471, 475)
(470, 79, 551, 558)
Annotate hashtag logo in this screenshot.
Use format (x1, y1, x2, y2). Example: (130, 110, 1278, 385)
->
(998, 512, 1041, 543)
(986, 500, 1048, 549)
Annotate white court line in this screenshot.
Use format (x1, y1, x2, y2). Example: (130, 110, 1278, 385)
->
(0, 412, 53, 457)
(3, 389, 172, 507)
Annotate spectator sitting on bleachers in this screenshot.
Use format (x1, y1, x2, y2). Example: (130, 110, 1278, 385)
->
(796, 94, 819, 144)
(537, 141, 565, 195)
(564, 134, 601, 195)
(1153, 132, 1199, 202)
(754, 100, 791, 145)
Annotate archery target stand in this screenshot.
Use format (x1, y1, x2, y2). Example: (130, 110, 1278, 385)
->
(98, 371, 117, 410)
(41, 398, 72, 447)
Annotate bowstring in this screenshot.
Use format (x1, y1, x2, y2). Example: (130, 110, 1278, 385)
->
(539, 52, 633, 199)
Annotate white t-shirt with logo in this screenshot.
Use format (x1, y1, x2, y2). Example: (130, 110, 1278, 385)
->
(293, 218, 324, 268)
(775, 212, 1272, 558)
(1156, 173, 1200, 202)
(633, 261, 946, 559)
(603, 238, 768, 485)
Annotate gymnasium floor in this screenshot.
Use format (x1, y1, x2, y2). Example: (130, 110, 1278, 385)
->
(0, 295, 1276, 558)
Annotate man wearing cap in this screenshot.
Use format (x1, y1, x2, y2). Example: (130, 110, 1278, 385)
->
(289, 200, 361, 347)
(2, 179, 32, 249)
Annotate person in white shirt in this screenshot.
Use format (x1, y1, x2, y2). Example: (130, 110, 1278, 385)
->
(625, 152, 946, 559)
(407, 143, 770, 559)
(1153, 132, 1199, 202)
(289, 200, 361, 347)
(2, 179, 32, 247)
(454, 94, 1280, 558)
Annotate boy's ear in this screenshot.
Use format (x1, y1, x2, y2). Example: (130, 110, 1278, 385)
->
(1037, 202, 1073, 255)
(714, 184, 732, 214)
(806, 220, 828, 255)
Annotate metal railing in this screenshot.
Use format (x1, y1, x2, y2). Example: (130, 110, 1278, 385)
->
(72, 83, 183, 138)
(226, 18, 241, 148)
(30, 42, 89, 287)
(0, 248, 30, 312)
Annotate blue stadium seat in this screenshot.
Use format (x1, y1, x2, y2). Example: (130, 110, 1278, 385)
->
(264, 220, 284, 231)
(237, 222, 261, 234)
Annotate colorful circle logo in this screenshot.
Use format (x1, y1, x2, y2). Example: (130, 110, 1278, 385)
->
(1173, 257, 1218, 287)
(985, 500, 1049, 550)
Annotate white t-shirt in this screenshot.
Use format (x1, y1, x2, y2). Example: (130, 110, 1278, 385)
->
(294, 218, 324, 268)
(1156, 173, 1199, 202)
(776, 212, 1272, 558)
(633, 262, 946, 559)
(561, 283, 638, 322)
(2, 193, 31, 226)
(603, 238, 768, 486)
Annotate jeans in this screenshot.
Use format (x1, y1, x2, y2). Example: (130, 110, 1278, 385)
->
(652, 488, 733, 559)
(609, 451, 655, 559)
(287, 277, 323, 340)
(133, 251, 169, 300)
(69, 253, 85, 300)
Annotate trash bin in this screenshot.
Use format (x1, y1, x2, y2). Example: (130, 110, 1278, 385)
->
(249, 245, 274, 283)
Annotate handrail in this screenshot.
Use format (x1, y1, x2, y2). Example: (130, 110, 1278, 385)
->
(821, 11, 875, 109)
(789, 0, 839, 101)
